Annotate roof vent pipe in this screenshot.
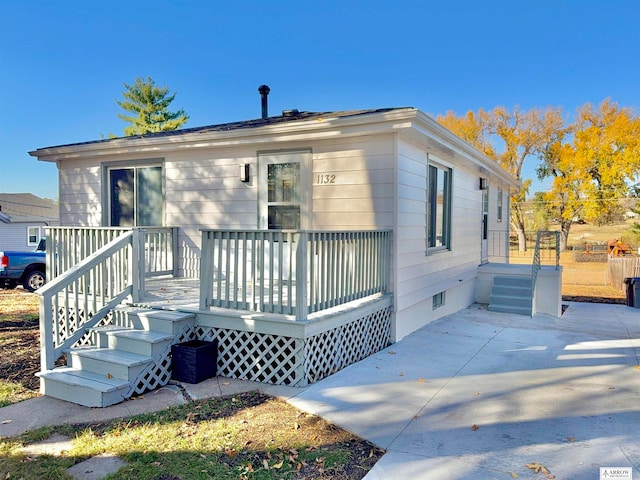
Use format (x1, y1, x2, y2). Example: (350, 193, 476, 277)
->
(258, 85, 270, 119)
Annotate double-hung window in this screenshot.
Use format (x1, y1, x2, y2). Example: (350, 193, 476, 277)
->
(427, 162, 452, 252)
(497, 188, 504, 223)
(107, 163, 163, 226)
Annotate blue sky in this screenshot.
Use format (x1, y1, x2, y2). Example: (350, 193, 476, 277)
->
(1, 0, 638, 200)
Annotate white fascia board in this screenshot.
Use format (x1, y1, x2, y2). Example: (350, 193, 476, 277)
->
(30, 108, 420, 163)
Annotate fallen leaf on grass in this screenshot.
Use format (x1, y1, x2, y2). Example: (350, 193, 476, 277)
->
(510, 472, 519, 479)
(471, 424, 479, 431)
(387, 351, 396, 355)
(417, 378, 428, 383)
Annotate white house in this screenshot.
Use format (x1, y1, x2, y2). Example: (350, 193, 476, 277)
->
(28, 102, 541, 407)
(0, 193, 59, 251)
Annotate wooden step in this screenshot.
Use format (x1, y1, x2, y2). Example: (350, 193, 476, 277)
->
(37, 368, 131, 408)
(68, 347, 152, 381)
(131, 310, 195, 334)
(106, 329, 173, 357)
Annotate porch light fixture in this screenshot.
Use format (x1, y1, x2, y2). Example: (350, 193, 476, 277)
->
(479, 178, 488, 190)
(240, 164, 250, 182)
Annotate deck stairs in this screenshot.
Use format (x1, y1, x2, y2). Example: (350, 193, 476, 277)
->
(37, 309, 195, 407)
(488, 275, 533, 316)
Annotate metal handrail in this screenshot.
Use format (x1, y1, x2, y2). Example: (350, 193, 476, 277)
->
(531, 231, 561, 315)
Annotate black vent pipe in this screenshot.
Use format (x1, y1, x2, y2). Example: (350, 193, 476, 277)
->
(258, 84, 270, 119)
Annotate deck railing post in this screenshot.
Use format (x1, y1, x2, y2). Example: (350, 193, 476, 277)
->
(200, 230, 214, 310)
(39, 291, 55, 371)
(295, 231, 308, 321)
(131, 228, 145, 303)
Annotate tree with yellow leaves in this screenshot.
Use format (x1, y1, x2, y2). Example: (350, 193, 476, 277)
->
(437, 106, 565, 251)
(538, 99, 640, 250)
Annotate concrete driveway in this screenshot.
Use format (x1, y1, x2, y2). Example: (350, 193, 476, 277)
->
(288, 302, 640, 479)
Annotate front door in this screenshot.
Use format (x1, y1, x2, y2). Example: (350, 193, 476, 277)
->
(481, 187, 489, 263)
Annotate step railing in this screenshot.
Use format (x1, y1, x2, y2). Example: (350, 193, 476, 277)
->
(531, 231, 560, 314)
(38, 230, 145, 371)
(199, 229, 392, 320)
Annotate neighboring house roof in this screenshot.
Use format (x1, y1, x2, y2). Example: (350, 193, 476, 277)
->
(29, 107, 520, 189)
(0, 193, 59, 223)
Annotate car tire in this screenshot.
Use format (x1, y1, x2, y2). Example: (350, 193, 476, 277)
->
(23, 270, 46, 292)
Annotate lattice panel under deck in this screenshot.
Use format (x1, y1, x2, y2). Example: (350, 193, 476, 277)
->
(131, 326, 196, 396)
(195, 326, 305, 386)
(304, 304, 392, 384)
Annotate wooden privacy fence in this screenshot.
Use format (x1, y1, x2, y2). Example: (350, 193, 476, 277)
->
(608, 257, 640, 291)
(199, 229, 392, 320)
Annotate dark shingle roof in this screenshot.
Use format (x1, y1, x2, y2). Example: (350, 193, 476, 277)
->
(42, 108, 409, 150)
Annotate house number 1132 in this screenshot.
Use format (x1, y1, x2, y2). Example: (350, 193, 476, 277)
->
(316, 174, 336, 184)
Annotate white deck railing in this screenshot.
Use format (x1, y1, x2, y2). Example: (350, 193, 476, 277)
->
(39, 227, 177, 371)
(199, 229, 392, 320)
(38, 231, 139, 370)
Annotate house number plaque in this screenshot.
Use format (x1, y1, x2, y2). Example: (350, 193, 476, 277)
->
(315, 174, 336, 184)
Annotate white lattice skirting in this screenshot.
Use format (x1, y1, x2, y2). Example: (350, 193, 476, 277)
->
(194, 304, 393, 387)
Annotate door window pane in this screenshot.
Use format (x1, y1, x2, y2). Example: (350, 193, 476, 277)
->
(267, 162, 300, 229)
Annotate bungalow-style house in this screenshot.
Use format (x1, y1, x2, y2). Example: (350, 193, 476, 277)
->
(0, 193, 59, 251)
(28, 95, 562, 407)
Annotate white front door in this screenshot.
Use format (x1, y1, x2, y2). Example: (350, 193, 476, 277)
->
(481, 187, 489, 263)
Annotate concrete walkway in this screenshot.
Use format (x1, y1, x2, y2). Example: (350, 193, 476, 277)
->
(1, 302, 639, 479)
(289, 302, 640, 480)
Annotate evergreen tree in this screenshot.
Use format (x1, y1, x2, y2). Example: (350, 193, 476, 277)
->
(116, 77, 189, 136)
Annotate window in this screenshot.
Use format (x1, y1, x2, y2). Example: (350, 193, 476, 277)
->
(108, 165, 163, 226)
(427, 163, 452, 251)
(497, 188, 504, 223)
(268, 162, 301, 229)
(27, 226, 42, 246)
(258, 151, 310, 230)
(433, 291, 445, 309)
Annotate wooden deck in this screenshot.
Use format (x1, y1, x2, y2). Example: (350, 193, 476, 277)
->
(140, 277, 201, 310)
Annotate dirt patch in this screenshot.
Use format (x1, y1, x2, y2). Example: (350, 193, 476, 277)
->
(0, 289, 41, 391)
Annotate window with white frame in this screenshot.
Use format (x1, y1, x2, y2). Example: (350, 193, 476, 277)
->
(427, 162, 452, 251)
(27, 226, 43, 246)
(433, 291, 445, 309)
(107, 164, 163, 226)
(258, 151, 310, 230)
(497, 188, 504, 223)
